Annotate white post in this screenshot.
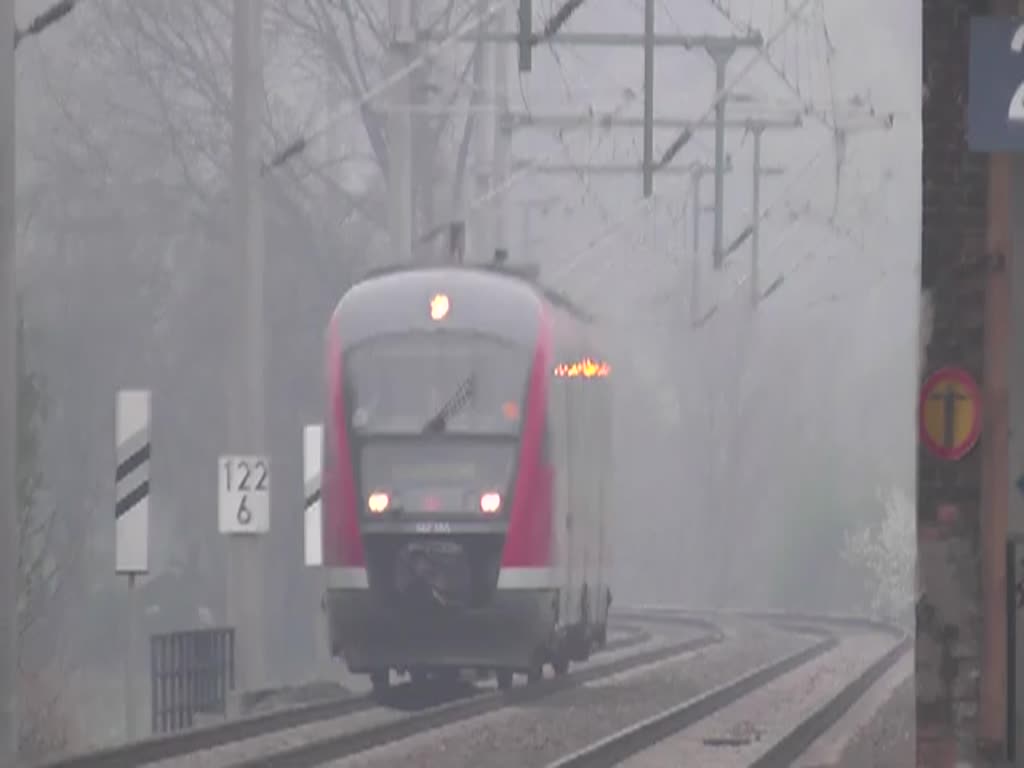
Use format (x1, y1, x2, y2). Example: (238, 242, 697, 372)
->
(303, 425, 329, 673)
(123, 576, 139, 741)
(303, 425, 324, 568)
(0, 0, 18, 759)
(115, 388, 151, 741)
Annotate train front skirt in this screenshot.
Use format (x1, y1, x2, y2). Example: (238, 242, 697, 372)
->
(325, 583, 559, 674)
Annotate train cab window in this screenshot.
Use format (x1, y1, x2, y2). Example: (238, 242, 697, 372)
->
(344, 332, 531, 437)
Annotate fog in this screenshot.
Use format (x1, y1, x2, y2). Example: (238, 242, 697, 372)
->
(11, 0, 919, 758)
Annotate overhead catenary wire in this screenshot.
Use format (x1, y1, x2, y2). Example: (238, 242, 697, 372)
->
(465, 0, 817, 266)
(264, 0, 515, 173)
(602, 129, 835, 309)
(703, 144, 899, 315)
(265, 0, 593, 174)
(462, 3, 819, 305)
(547, 194, 660, 284)
(655, 0, 814, 172)
(566, 190, 694, 298)
(263, 0, 859, 311)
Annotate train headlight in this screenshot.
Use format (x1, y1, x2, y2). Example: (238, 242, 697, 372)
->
(367, 492, 390, 514)
(479, 492, 501, 514)
(429, 293, 450, 321)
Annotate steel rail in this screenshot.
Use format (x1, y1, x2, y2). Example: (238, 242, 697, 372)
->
(545, 627, 835, 768)
(223, 617, 725, 768)
(749, 630, 912, 767)
(546, 613, 908, 768)
(33, 620, 661, 768)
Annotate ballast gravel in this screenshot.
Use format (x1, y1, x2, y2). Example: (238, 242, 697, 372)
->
(617, 632, 897, 767)
(143, 619, 703, 768)
(324, 619, 815, 768)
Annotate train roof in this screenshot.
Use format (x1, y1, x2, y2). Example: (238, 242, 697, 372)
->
(356, 262, 597, 324)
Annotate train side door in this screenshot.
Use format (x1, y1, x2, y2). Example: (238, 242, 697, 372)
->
(565, 343, 591, 627)
(576, 352, 595, 626)
(549, 344, 574, 625)
(582, 346, 607, 628)
(593, 374, 612, 625)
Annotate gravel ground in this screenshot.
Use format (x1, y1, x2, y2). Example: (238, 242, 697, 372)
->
(617, 633, 896, 768)
(144, 621, 697, 768)
(324, 619, 813, 768)
(830, 669, 914, 767)
(148, 706, 405, 768)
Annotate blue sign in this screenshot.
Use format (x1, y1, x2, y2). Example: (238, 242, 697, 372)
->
(968, 17, 1024, 152)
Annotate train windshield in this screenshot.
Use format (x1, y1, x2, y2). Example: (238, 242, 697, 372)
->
(344, 332, 531, 436)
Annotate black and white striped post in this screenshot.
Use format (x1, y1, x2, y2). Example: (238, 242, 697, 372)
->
(304, 424, 332, 671)
(115, 389, 151, 575)
(115, 389, 150, 741)
(303, 424, 323, 568)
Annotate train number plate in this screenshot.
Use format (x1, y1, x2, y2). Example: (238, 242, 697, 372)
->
(414, 521, 452, 534)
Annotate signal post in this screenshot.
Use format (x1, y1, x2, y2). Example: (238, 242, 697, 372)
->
(923, 3, 1023, 763)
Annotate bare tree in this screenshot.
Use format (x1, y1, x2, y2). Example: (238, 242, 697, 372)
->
(269, 0, 482, 256)
(15, 300, 79, 762)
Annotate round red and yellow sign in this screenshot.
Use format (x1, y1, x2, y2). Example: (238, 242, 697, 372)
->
(919, 367, 982, 461)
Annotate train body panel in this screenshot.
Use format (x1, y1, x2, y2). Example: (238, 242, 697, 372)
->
(321, 265, 612, 683)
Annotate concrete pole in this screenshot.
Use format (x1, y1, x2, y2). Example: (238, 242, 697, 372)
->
(492, 1, 511, 262)
(473, 0, 495, 263)
(709, 49, 731, 269)
(642, 0, 654, 197)
(229, 0, 267, 693)
(750, 126, 762, 307)
(692, 170, 702, 254)
(690, 170, 701, 327)
(0, 0, 18, 760)
(388, 0, 414, 264)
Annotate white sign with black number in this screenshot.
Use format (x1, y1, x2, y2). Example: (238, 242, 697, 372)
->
(218, 455, 270, 534)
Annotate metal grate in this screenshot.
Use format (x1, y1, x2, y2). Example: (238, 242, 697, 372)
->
(150, 628, 235, 734)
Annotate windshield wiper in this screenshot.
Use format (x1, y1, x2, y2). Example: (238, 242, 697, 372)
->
(422, 373, 476, 433)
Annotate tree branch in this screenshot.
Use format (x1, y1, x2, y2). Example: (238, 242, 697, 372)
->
(14, 0, 78, 49)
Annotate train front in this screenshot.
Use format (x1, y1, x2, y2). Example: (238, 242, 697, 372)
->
(321, 269, 556, 683)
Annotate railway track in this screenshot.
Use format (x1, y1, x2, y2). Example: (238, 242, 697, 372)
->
(38, 611, 908, 768)
(549, 611, 910, 768)
(37, 616, 716, 768)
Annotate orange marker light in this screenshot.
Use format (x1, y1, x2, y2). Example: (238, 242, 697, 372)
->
(502, 401, 520, 421)
(429, 293, 450, 321)
(553, 357, 611, 378)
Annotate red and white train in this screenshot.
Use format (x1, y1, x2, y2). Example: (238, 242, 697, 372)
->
(321, 264, 613, 692)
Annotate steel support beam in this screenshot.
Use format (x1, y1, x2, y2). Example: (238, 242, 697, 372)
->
(424, 31, 762, 48)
